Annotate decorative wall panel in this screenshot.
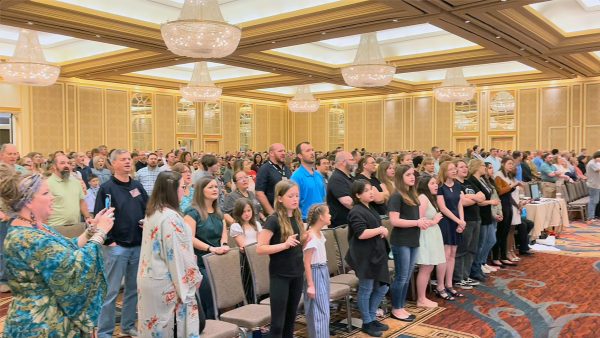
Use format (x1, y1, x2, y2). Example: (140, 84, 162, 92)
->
(586, 126, 600, 152)
(155, 94, 175, 151)
(404, 99, 412, 149)
(255, 105, 269, 152)
(78, 87, 104, 152)
(310, 105, 327, 152)
(222, 101, 238, 152)
(541, 86, 568, 150)
(31, 84, 64, 155)
(66, 85, 77, 151)
(517, 88, 538, 150)
(435, 101, 453, 151)
(365, 101, 383, 152)
(269, 106, 283, 147)
(549, 127, 567, 151)
(412, 97, 433, 151)
(384, 99, 404, 151)
(105, 90, 129, 150)
(347, 102, 364, 150)
(293, 111, 310, 148)
(585, 83, 600, 126)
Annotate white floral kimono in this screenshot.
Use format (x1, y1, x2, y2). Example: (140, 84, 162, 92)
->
(137, 208, 202, 338)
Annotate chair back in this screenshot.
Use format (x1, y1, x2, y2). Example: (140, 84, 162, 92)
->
(575, 181, 585, 198)
(202, 249, 246, 318)
(566, 183, 577, 202)
(227, 234, 237, 248)
(244, 243, 270, 303)
(558, 185, 570, 202)
(523, 182, 532, 198)
(322, 229, 340, 275)
(333, 225, 350, 272)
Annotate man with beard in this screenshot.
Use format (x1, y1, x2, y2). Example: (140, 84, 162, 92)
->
(256, 143, 292, 215)
(74, 152, 93, 188)
(95, 149, 148, 338)
(327, 151, 357, 227)
(47, 154, 92, 227)
(291, 142, 325, 221)
(135, 153, 160, 194)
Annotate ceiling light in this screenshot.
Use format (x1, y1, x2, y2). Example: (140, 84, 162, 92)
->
(520, 47, 525, 51)
(490, 91, 515, 112)
(433, 67, 476, 103)
(95, 34, 101, 38)
(393, 19, 399, 22)
(27, 21, 34, 25)
(321, 32, 326, 35)
(465, 20, 471, 23)
(288, 85, 320, 113)
(0, 29, 60, 86)
(545, 60, 549, 62)
(180, 61, 222, 102)
(271, 41, 276, 44)
(341, 32, 395, 87)
(161, 0, 241, 58)
(496, 36, 501, 39)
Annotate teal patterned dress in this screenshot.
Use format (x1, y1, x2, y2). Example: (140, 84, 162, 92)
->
(3, 224, 107, 337)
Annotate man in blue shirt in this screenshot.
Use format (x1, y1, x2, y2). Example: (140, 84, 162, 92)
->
(539, 153, 559, 183)
(512, 151, 523, 181)
(291, 142, 325, 221)
(485, 148, 501, 172)
(532, 151, 544, 171)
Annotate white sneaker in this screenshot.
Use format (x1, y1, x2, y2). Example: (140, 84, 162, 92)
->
(456, 280, 473, 289)
(484, 264, 498, 272)
(430, 279, 438, 286)
(464, 278, 480, 286)
(481, 265, 491, 274)
(119, 328, 139, 337)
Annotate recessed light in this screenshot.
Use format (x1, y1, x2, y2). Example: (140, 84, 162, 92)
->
(27, 21, 34, 25)
(272, 68, 277, 71)
(559, 67, 564, 69)
(271, 41, 276, 44)
(496, 36, 501, 39)
(544, 60, 549, 63)
(308, 75, 313, 77)
(95, 34, 101, 38)
(465, 20, 471, 23)
(174, 58, 179, 61)
(113, 69, 119, 72)
(321, 32, 326, 35)
(392, 19, 398, 22)
(519, 47, 525, 51)
(572, 73, 576, 76)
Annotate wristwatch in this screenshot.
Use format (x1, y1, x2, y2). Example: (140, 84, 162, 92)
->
(222, 243, 229, 246)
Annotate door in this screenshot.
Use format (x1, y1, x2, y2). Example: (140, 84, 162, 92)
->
(454, 137, 477, 154)
(490, 136, 515, 151)
(204, 140, 220, 154)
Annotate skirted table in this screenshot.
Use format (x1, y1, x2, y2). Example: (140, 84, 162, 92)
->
(525, 198, 569, 238)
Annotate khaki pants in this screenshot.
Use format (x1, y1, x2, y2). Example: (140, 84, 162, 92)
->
(541, 182, 557, 198)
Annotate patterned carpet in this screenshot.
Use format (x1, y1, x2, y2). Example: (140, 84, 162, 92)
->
(424, 222, 600, 338)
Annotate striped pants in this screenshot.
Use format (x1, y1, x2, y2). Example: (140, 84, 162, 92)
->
(304, 264, 330, 338)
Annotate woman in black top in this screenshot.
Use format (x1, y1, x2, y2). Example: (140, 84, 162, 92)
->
(257, 180, 304, 338)
(388, 165, 427, 321)
(347, 179, 390, 337)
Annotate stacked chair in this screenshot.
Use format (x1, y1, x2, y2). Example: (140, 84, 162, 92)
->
(562, 181, 589, 220)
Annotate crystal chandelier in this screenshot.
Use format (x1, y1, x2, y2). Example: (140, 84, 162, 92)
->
(0, 29, 60, 86)
(433, 67, 476, 103)
(490, 91, 515, 112)
(341, 32, 395, 87)
(161, 0, 241, 58)
(180, 62, 222, 102)
(288, 85, 320, 113)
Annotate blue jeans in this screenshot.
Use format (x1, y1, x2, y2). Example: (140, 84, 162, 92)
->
(390, 245, 418, 310)
(97, 245, 140, 338)
(472, 222, 497, 275)
(0, 220, 9, 285)
(357, 279, 389, 323)
(588, 187, 600, 220)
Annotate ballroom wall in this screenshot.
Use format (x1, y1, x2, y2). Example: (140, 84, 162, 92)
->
(3, 76, 600, 155)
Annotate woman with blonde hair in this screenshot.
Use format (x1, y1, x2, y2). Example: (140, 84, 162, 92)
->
(91, 156, 112, 184)
(257, 180, 304, 338)
(376, 160, 395, 203)
(419, 157, 436, 178)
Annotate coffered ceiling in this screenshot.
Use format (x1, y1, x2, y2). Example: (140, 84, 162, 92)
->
(1, 0, 600, 102)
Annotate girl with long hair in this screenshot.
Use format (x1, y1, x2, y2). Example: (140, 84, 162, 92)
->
(183, 177, 229, 319)
(257, 180, 304, 338)
(303, 204, 332, 338)
(375, 160, 395, 203)
(388, 165, 425, 320)
(435, 161, 466, 299)
(491, 158, 520, 267)
(138, 171, 202, 337)
(415, 176, 445, 307)
(229, 198, 262, 250)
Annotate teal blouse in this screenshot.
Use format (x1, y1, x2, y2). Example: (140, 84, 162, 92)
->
(184, 207, 223, 268)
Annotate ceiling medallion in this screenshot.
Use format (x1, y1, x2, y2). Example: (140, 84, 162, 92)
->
(433, 67, 476, 103)
(341, 32, 395, 87)
(287, 85, 320, 113)
(161, 0, 241, 58)
(180, 62, 222, 102)
(0, 29, 60, 86)
(490, 91, 515, 112)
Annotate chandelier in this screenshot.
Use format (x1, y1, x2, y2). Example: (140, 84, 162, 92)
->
(490, 91, 515, 112)
(180, 62, 222, 102)
(288, 85, 320, 113)
(341, 32, 395, 87)
(0, 29, 60, 86)
(433, 67, 476, 102)
(161, 0, 241, 58)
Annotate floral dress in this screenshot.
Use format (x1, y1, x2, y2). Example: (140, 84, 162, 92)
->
(3, 225, 107, 337)
(137, 208, 202, 338)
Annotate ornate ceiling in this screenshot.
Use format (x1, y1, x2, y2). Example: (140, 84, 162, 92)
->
(1, 0, 600, 102)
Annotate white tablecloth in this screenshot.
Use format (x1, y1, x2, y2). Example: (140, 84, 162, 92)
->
(525, 198, 569, 238)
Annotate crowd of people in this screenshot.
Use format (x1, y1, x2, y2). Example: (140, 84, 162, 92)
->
(0, 141, 598, 338)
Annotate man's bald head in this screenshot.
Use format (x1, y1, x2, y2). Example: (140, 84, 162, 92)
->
(269, 143, 286, 165)
(0, 144, 18, 165)
(335, 151, 357, 174)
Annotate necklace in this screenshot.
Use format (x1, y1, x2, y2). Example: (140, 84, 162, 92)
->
(15, 215, 39, 228)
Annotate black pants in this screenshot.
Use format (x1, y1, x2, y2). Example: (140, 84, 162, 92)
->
(492, 207, 512, 261)
(516, 218, 534, 253)
(269, 275, 303, 338)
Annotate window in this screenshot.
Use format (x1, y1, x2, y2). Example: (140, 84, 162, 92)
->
(203, 102, 221, 135)
(453, 98, 479, 132)
(131, 93, 153, 150)
(488, 91, 516, 131)
(176, 97, 197, 134)
(239, 103, 253, 151)
(328, 103, 345, 150)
